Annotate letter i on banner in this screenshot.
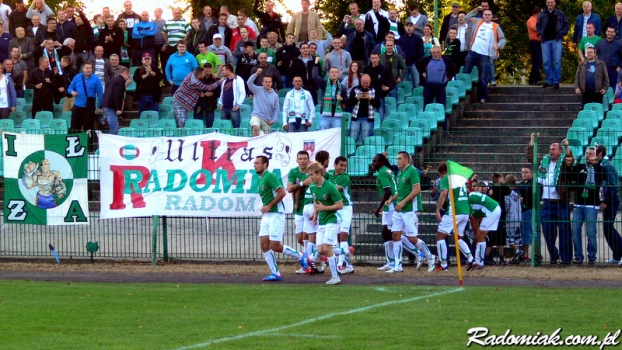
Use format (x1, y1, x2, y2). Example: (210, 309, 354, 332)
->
(2, 132, 90, 225)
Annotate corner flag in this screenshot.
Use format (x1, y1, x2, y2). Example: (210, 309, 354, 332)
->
(446, 160, 474, 287)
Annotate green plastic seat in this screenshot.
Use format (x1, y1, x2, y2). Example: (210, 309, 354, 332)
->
(612, 104, 622, 111)
(24, 89, 34, 104)
(566, 138, 584, 164)
(577, 110, 598, 129)
(345, 136, 357, 156)
(156, 119, 178, 137)
(584, 103, 604, 122)
(470, 66, 479, 83)
(53, 104, 64, 118)
(398, 102, 422, 116)
(20, 104, 32, 116)
(606, 110, 622, 120)
(48, 119, 68, 134)
(566, 126, 591, 146)
(16, 98, 26, 109)
(612, 157, 622, 175)
(600, 119, 622, 139)
(123, 119, 150, 137)
(385, 145, 400, 161)
(9, 111, 28, 128)
(239, 104, 252, 121)
(397, 80, 413, 93)
(278, 88, 292, 98)
(591, 136, 613, 156)
(158, 104, 173, 120)
(140, 111, 160, 128)
(162, 96, 174, 105)
(387, 111, 410, 128)
(35, 111, 54, 128)
(425, 103, 446, 122)
(446, 87, 460, 106)
(380, 119, 401, 130)
(409, 119, 431, 139)
(596, 127, 618, 149)
(392, 127, 423, 152)
(59, 111, 72, 127)
(363, 136, 387, 154)
(21, 119, 42, 134)
(355, 145, 378, 160)
(602, 94, 610, 112)
(232, 128, 252, 136)
(182, 119, 206, 135)
(412, 86, 424, 97)
(375, 128, 394, 146)
(385, 97, 397, 115)
(456, 73, 472, 92)
(416, 111, 438, 131)
(347, 156, 370, 177)
(571, 118, 593, 132)
(447, 80, 466, 99)
(243, 97, 253, 107)
(213, 119, 233, 134)
(607, 87, 614, 106)
(0, 119, 15, 132)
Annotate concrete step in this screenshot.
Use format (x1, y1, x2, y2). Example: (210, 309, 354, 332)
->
(435, 143, 566, 154)
(488, 85, 575, 95)
(463, 110, 578, 119)
(467, 103, 581, 112)
(489, 94, 581, 104)
(457, 118, 576, 128)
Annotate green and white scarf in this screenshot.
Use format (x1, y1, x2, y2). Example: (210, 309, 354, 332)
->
(322, 80, 343, 117)
(538, 154, 562, 186)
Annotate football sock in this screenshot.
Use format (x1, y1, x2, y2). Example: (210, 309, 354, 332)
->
(338, 241, 348, 266)
(393, 240, 403, 269)
(303, 239, 308, 251)
(385, 241, 395, 265)
(282, 245, 302, 259)
(476, 242, 486, 265)
(264, 250, 279, 275)
(400, 236, 418, 255)
(307, 242, 317, 261)
(332, 247, 344, 256)
(437, 240, 448, 268)
(328, 255, 338, 278)
(415, 239, 433, 259)
(458, 239, 474, 262)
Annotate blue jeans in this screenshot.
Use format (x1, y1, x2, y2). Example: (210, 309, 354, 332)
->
(602, 200, 622, 260)
(349, 117, 373, 145)
(464, 51, 491, 101)
(489, 57, 496, 83)
(521, 209, 533, 246)
(320, 115, 341, 130)
(103, 107, 120, 135)
(195, 101, 215, 128)
(138, 95, 159, 116)
(541, 39, 562, 84)
(378, 97, 386, 120)
(423, 82, 447, 108)
(281, 74, 291, 89)
(221, 107, 241, 128)
(405, 64, 420, 88)
(287, 119, 308, 132)
(389, 87, 398, 101)
(572, 205, 598, 262)
(541, 199, 573, 262)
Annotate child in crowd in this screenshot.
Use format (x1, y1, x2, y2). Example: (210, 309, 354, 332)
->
(504, 174, 523, 262)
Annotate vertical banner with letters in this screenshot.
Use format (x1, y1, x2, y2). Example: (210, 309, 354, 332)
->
(2, 132, 90, 225)
(98, 130, 341, 218)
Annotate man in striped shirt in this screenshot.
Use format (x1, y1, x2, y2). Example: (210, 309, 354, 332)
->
(161, 8, 190, 81)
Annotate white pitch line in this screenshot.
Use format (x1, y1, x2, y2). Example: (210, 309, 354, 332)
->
(263, 333, 338, 339)
(174, 287, 462, 350)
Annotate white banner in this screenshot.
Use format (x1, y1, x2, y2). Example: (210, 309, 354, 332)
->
(98, 129, 342, 218)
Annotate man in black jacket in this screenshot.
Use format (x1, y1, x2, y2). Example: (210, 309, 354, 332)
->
(290, 42, 322, 104)
(57, 55, 78, 111)
(102, 66, 130, 135)
(133, 52, 162, 115)
(207, 14, 232, 47)
(253, 0, 285, 42)
(275, 33, 300, 89)
(363, 52, 393, 119)
(73, 9, 93, 69)
(26, 56, 56, 118)
(398, 22, 424, 87)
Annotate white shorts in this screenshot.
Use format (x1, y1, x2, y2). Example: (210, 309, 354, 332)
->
(294, 214, 304, 234)
(437, 214, 469, 236)
(382, 203, 395, 228)
(338, 206, 353, 233)
(317, 223, 340, 246)
(258, 212, 285, 241)
(302, 203, 317, 233)
(391, 211, 419, 237)
(480, 207, 501, 231)
(250, 116, 271, 135)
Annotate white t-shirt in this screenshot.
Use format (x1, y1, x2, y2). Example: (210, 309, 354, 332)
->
(471, 22, 495, 56)
(0, 77, 8, 108)
(95, 58, 106, 89)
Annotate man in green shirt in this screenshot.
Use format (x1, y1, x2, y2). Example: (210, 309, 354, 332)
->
(256, 37, 277, 65)
(326, 156, 355, 274)
(287, 150, 313, 274)
(372, 153, 398, 271)
(385, 152, 436, 273)
(435, 162, 475, 271)
(196, 41, 222, 76)
(307, 162, 344, 285)
(468, 191, 501, 270)
(254, 155, 309, 282)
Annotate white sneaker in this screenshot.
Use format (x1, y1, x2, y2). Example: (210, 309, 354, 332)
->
(377, 263, 394, 271)
(386, 267, 403, 273)
(295, 268, 306, 274)
(338, 266, 354, 274)
(606, 258, 619, 264)
(427, 256, 437, 273)
(416, 255, 424, 269)
(326, 277, 341, 285)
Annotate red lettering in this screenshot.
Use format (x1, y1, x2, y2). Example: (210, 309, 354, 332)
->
(197, 140, 248, 184)
(109, 165, 151, 209)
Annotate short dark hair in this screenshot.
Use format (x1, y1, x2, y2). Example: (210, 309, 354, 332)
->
(397, 151, 410, 159)
(177, 40, 187, 47)
(438, 162, 447, 173)
(47, 17, 57, 24)
(198, 40, 208, 47)
(375, 153, 391, 168)
(223, 63, 234, 72)
(297, 150, 309, 158)
(315, 150, 330, 166)
(334, 156, 347, 165)
(596, 145, 607, 157)
(238, 8, 249, 16)
(256, 155, 269, 166)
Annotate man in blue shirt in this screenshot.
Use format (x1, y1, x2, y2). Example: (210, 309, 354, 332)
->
(67, 61, 104, 132)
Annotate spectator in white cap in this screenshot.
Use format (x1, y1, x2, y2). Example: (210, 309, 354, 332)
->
(207, 33, 234, 78)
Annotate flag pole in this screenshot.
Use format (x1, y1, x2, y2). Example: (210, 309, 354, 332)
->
(447, 175, 464, 288)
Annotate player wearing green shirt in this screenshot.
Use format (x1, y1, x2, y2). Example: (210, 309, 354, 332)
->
(468, 191, 501, 270)
(435, 162, 475, 271)
(372, 154, 398, 271)
(385, 152, 436, 273)
(327, 156, 355, 274)
(287, 151, 314, 274)
(307, 162, 344, 285)
(254, 156, 308, 282)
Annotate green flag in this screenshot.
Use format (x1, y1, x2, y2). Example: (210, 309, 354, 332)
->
(447, 160, 474, 189)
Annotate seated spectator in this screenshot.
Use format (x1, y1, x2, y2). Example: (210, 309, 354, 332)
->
(282, 75, 315, 132)
(348, 74, 380, 145)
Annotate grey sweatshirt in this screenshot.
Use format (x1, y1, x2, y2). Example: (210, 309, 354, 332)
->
(247, 73, 280, 123)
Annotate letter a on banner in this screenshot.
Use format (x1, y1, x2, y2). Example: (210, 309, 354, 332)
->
(2, 132, 90, 225)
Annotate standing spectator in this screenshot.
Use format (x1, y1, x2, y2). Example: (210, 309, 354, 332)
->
(577, 23, 601, 61)
(7, 47, 27, 97)
(26, 56, 54, 117)
(92, 14, 105, 43)
(195, 62, 219, 128)
(444, 27, 462, 67)
(574, 46, 609, 106)
(324, 37, 351, 81)
(65, 6, 75, 22)
(308, 26, 332, 58)
(235, 41, 258, 85)
(596, 145, 622, 265)
(0, 62, 17, 118)
(33, 38, 69, 75)
(276, 33, 300, 89)
(117, 0, 140, 62)
(131, 11, 157, 66)
(387, 9, 404, 41)
(219, 6, 238, 30)
(161, 8, 190, 76)
(247, 68, 279, 136)
(36, 17, 58, 46)
(186, 18, 209, 55)
(527, 6, 543, 85)
(290, 42, 322, 104)
(217, 64, 245, 128)
(504, 174, 523, 263)
(416, 45, 457, 110)
(319, 67, 344, 130)
(515, 166, 534, 263)
(343, 2, 364, 29)
(365, 0, 390, 44)
(165, 40, 198, 95)
(0, 23, 12, 63)
(232, 27, 255, 59)
(256, 36, 276, 65)
(196, 41, 222, 77)
(573, 1, 601, 46)
(440, 3, 461, 45)
(88, 45, 113, 90)
(267, 31, 282, 50)
(605, 3, 622, 40)
(253, 0, 285, 42)
(340, 19, 374, 70)
(406, 4, 428, 38)
(172, 68, 221, 128)
(526, 134, 574, 265)
(537, 0, 569, 90)
(341, 61, 361, 104)
(97, 15, 123, 59)
(26, 15, 45, 44)
(464, 10, 506, 104)
(282, 75, 315, 132)
(363, 52, 393, 118)
(67, 61, 103, 132)
(372, 32, 406, 56)
(101, 66, 130, 134)
(237, 9, 259, 39)
(56, 9, 76, 44)
(207, 14, 232, 47)
(9, 0, 29, 37)
(200, 6, 216, 31)
(58, 55, 77, 111)
(208, 33, 234, 77)
(153, 8, 166, 71)
(250, 52, 282, 90)
(26, 0, 53, 25)
(287, 0, 323, 44)
(595, 26, 622, 86)
(73, 9, 93, 70)
(348, 74, 379, 145)
(109, 54, 125, 76)
(421, 24, 440, 57)
(398, 22, 424, 86)
(455, 12, 472, 64)
(231, 19, 256, 52)
(133, 52, 162, 115)
(380, 41, 406, 100)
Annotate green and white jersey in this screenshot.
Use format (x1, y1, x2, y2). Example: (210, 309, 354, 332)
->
(163, 19, 191, 46)
(326, 170, 352, 206)
(287, 166, 308, 215)
(396, 165, 420, 212)
(309, 179, 343, 225)
(440, 175, 471, 215)
(258, 170, 284, 213)
(468, 192, 499, 216)
(376, 166, 397, 212)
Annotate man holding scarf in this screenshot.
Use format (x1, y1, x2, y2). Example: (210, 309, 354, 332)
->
(282, 75, 315, 132)
(320, 67, 344, 130)
(526, 133, 574, 264)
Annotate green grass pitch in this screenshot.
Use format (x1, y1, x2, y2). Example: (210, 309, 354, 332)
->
(0, 281, 620, 349)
